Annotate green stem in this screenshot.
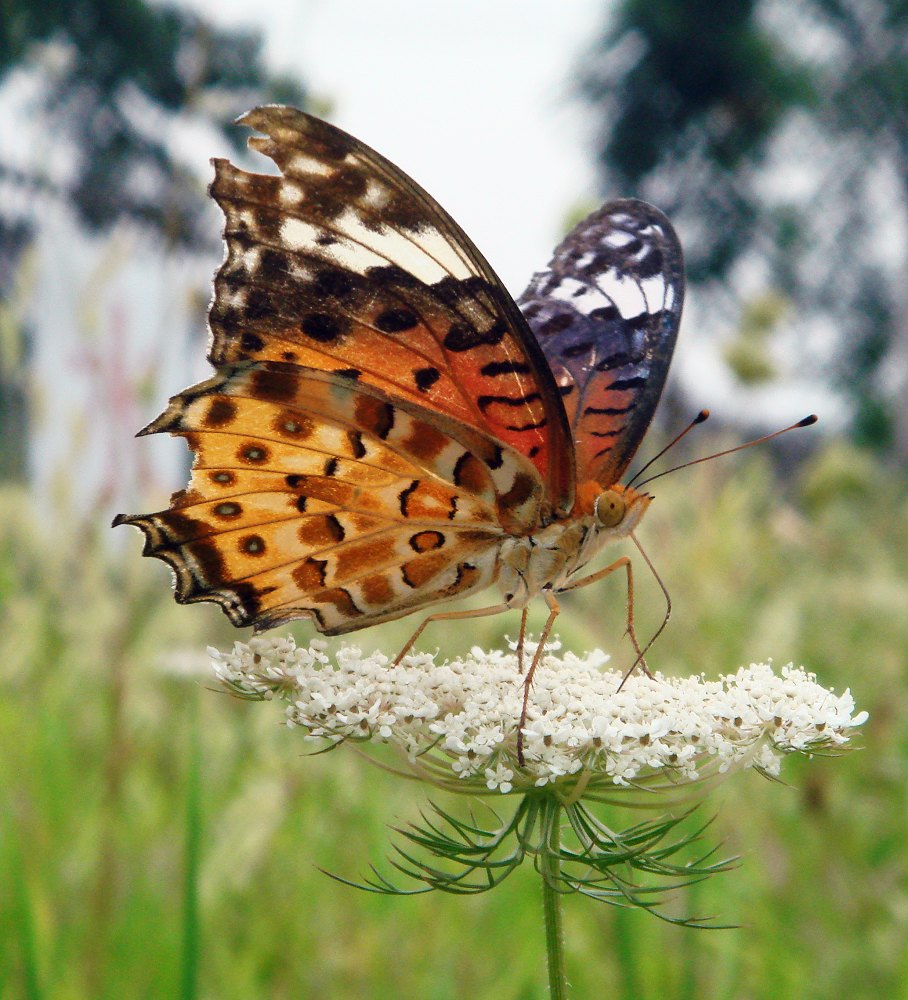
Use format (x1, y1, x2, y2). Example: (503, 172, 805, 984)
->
(180, 689, 201, 1000)
(540, 802, 568, 1000)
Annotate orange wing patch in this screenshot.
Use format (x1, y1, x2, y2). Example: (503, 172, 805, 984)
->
(206, 106, 574, 514)
(115, 363, 544, 633)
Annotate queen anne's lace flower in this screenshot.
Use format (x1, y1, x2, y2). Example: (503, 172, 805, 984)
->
(210, 636, 867, 794)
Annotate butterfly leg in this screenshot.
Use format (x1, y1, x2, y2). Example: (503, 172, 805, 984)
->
(516, 606, 529, 676)
(393, 602, 511, 665)
(517, 588, 560, 766)
(559, 556, 652, 676)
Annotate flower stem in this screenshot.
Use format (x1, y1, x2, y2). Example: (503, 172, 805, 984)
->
(540, 802, 568, 999)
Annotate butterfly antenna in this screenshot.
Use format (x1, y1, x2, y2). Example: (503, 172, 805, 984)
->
(616, 534, 671, 693)
(627, 410, 710, 488)
(634, 415, 818, 490)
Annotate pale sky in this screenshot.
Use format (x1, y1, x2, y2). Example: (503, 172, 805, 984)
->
(184, 0, 604, 292)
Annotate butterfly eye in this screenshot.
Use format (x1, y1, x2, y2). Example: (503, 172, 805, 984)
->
(594, 490, 626, 529)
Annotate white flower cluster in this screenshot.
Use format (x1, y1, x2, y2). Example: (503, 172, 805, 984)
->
(210, 636, 867, 795)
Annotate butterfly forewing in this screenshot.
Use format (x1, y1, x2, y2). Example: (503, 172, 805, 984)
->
(208, 105, 574, 514)
(518, 200, 684, 488)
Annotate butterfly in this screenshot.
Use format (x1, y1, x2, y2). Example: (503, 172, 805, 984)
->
(114, 105, 684, 675)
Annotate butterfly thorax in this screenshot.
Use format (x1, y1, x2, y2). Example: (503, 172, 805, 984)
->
(497, 484, 651, 608)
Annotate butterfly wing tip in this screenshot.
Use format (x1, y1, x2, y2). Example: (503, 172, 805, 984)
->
(235, 104, 297, 132)
(233, 107, 261, 127)
(111, 513, 131, 529)
(135, 412, 176, 437)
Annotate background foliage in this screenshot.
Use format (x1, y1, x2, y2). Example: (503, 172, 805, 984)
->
(2, 457, 906, 999)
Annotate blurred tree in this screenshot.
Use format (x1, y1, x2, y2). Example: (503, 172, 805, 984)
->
(0, 0, 303, 248)
(0, 0, 305, 481)
(581, 0, 908, 462)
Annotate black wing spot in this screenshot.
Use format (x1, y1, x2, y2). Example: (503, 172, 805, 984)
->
(477, 392, 542, 412)
(480, 360, 531, 377)
(506, 418, 547, 432)
(595, 351, 644, 372)
(240, 444, 269, 464)
(313, 267, 356, 300)
(213, 502, 242, 519)
(635, 248, 663, 278)
(325, 514, 345, 542)
(240, 332, 265, 354)
(537, 313, 575, 337)
(624, 312, 653, 331)
(443, 320, 507, 352)
(240, 534, 266, 556)
(347, 430, 366, 459)
(409, 530, 445, 552)
(301, 312, 348, 343)
(583, 403, 636, 416)
(260, 248, 289, 278)
(375, 307, 419, 333)
(205, 398, 237, 428)
(414, 366, 441, 392)
(245, 288, 273, 320)
(399, 480, 420, 516)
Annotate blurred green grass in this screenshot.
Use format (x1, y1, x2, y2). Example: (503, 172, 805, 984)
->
(1, 442, 906, 999)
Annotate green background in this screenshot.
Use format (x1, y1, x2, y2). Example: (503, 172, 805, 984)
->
(3, 445, 905, 999)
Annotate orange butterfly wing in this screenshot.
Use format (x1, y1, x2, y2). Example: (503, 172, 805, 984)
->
(208, 105, 574, 515)
(117, 363, 544, 632)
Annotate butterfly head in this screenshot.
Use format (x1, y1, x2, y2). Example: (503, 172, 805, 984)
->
(580, 481, 652, 539)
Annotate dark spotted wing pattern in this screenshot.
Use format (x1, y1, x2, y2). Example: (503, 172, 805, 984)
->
(116, 108, 685, 638)
(208, 105, 574, 518)
(518, 200, 684, 489)
(115, 363, 543, 632)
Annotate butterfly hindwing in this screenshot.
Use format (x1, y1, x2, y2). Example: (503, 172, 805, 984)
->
(208, 105, 574, 514)
(114, 363, 545, 632)
(518, 200, 684, 488)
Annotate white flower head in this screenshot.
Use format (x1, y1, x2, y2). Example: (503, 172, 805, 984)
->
(211, 637, 867, 797)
